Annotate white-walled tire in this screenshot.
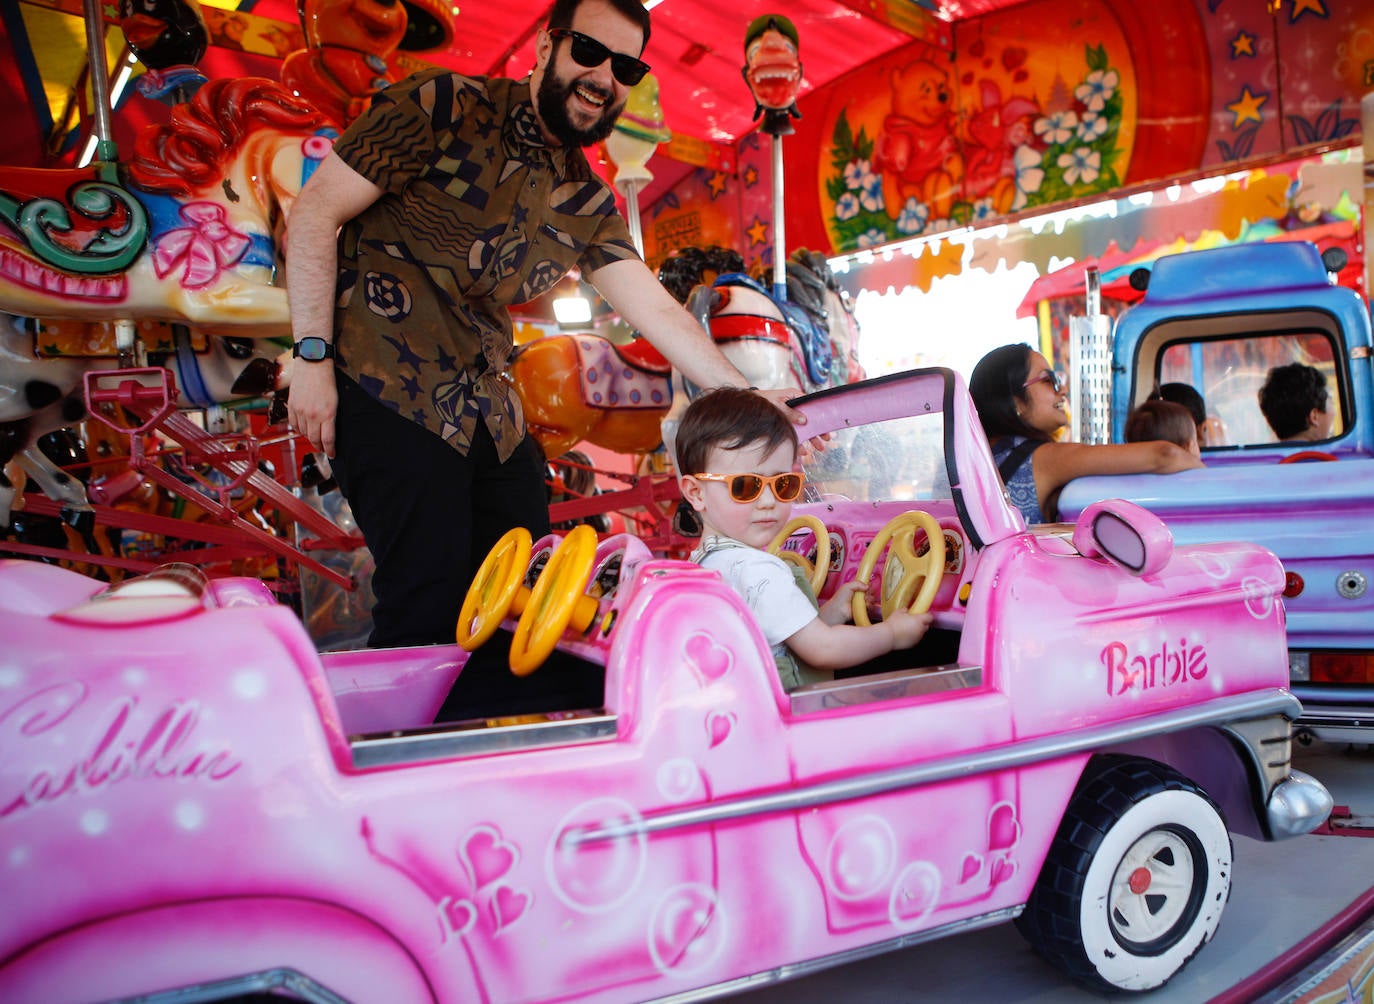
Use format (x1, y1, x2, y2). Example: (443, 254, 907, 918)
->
(1015, 758, 1233, 992)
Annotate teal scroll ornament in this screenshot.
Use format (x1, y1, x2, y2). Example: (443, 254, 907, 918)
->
(1, 166, 148, 275)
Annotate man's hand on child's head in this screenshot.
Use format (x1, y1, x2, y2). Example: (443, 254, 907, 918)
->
(750, 386, 830, 453)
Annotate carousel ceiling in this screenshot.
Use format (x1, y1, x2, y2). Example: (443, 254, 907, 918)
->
(7, 0, 1040, 172)
(199, 0, 1040, 147)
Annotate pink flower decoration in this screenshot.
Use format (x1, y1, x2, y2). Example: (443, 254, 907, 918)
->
(302, 135, 334, 160)
(152, 202, 251, 289)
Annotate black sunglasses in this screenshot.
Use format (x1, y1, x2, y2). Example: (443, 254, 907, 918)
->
(548, 28, 650, 87)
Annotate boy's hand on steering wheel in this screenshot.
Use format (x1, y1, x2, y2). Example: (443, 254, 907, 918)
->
(819, 579, 866, 625)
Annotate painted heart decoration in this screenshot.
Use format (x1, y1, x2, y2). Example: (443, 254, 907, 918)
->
(960, 852, 983, 883)
(990, 855, 1017, 885)
(489, 883, 532, 932)
(439, 895, 477, 938)
(685, 632, 732, 683)
(706, 710, 735, 748)
(462, 824, 519, 890)
(987, 802, 1021, 851)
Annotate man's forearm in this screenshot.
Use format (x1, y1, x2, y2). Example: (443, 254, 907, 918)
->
(285, 209, 343, 345)
(591, 258, 750, 390)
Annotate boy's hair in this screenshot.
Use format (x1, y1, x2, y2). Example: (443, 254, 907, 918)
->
(1153, 382, 1206, 428)
(547, 0, 651, 48)
(1125, 399, 1196, 448)
(674, 388, 798, 479)
(1259, 362, 1329, 439)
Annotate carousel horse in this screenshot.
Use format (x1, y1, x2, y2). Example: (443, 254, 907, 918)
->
(0, 76, 325, 523)
(660, 244, 861, 394)
(0, 76, 332, 335)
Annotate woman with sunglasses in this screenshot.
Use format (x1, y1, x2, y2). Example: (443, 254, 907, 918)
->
(676, 389, 932, 692)
(284, 0, 804, 718)
(970, 343, 1203, 524)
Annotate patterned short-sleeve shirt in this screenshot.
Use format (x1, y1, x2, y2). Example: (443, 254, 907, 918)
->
(330, 70, 640, 460)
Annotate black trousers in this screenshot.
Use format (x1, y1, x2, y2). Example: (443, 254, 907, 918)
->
(331, 372, 602, 720)
(331, 371, 551, 649)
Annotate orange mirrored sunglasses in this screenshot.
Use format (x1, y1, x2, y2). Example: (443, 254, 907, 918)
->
(692, 471, 805, 503)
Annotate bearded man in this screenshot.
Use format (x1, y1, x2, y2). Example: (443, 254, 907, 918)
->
(286, 0, 802, 715)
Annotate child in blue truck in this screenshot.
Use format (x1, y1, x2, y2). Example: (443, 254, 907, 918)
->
(1125, 399, 1201, 457)
(674, 388, 932, 690)
(1258, 362, 1335, 443)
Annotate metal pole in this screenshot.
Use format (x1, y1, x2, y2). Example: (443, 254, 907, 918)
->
(82, 0, 118, 162)
(622, 179, 645, 258)
(1363, 89, 1374, 305)
(771, 133, 786, 300)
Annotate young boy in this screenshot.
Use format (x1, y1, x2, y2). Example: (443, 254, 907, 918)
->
(674, 388, 932, 691)
(1124, 399, 1201, 457)
(1259, 362, 1334, 442)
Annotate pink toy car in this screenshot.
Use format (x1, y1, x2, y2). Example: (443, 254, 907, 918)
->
(0, 367, 1331, 1002)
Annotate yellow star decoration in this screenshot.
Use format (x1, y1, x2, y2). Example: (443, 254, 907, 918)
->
(1230, 31, 1255, 58)
(706, 172, 729, 198)
(746, 216, 771, 248)
(909, 240, 966, 293)
(1227, 86, 1268, 127)
(743, 165, 760, 188)
(1288, 0, 1328, 23)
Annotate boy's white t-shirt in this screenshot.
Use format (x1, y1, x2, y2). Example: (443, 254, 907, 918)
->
(692, 535, 827, 690)
(694, 540, 817, 644)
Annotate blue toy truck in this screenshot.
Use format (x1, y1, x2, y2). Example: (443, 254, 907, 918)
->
(1058, 241, 1374, 743)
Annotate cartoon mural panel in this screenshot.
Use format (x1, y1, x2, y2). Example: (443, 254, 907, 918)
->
(770, 0, 1371, 255)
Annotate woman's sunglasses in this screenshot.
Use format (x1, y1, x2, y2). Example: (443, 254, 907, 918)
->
(1022, 369, 1066, 394)
(547, 28, 651, 87)
(693, 471, 805, 503)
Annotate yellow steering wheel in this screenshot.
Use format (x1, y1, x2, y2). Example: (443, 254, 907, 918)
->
(852, 510, 946, 626)
(457, 527, 532, 650)
(767, 515, 831, 596)
(510, 524, 601, 676)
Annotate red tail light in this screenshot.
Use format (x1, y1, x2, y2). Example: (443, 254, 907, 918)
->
(1310, 653, 1374, 685)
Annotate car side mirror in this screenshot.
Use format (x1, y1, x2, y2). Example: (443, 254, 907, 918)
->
(1072, 499, 1174, 577)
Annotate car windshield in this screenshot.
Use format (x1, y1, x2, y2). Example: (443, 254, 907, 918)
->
(803, 407, 951, 505)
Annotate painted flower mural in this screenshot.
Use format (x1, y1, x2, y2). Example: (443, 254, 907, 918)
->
(824, 45, 1125, 253)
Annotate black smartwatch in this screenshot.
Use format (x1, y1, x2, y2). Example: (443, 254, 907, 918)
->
(292, 337, 336, 362)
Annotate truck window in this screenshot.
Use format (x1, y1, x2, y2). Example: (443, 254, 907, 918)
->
(1155, 330, 1342, 447)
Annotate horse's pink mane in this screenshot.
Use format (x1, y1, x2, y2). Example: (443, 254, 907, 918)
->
(127, 78, 328, 196)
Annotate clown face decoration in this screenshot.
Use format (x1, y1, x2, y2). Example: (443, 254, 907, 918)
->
(742, 14, 802, 135)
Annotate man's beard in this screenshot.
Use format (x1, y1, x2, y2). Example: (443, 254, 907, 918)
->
(536, 68, 625, 147)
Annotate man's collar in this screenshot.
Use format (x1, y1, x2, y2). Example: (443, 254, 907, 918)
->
(505, 79, 562, 166)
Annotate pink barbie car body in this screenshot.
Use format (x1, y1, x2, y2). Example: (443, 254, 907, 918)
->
(0, 368, 1330, 1003)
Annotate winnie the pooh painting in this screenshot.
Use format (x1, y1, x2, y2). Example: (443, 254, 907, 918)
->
(872, 59, 964, 220)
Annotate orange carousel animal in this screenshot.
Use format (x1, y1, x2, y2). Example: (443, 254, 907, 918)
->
(280, 0, 409, 128)
(510, 246, 863, 460)
(510, 246, 748, 460)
